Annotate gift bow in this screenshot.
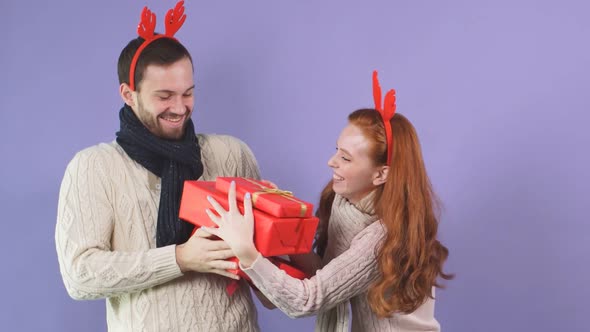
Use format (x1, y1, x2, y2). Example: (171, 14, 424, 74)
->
(243, 179, 308, 217)
(252, 187, 292, 201)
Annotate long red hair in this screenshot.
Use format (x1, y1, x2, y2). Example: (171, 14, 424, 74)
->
(314, 109, 453, 316)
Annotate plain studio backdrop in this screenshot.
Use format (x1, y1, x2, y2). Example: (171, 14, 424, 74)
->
(1, 0, 588, 331)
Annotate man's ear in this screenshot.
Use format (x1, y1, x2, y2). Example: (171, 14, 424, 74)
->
(119, 83, 136, 107)
(373, 165, 389, 186)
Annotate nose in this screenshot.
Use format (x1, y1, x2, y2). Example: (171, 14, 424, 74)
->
(170, 95, 186, 114)
(327, 153, 338, 169)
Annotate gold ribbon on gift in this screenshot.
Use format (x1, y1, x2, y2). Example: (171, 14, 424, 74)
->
(243, 178, 308, 217)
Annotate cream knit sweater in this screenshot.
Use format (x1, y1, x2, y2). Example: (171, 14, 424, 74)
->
(242, 193, 441, 332)
(55, 134, 261, 332)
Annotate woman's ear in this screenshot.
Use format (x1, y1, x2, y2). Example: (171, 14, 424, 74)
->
(373, 165, 389, 186)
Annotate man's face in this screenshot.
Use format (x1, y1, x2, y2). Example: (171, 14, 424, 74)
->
(133, 57, 195, 140)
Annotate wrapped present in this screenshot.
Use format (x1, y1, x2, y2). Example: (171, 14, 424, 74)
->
(226, 256, 309, 282)
(179, 181, 319, 257)
(187, 234, 310, 295)
(225, 256, 309, 295)
(215, 177, 313, 218)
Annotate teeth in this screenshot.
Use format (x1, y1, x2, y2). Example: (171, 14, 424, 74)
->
(333, 174, 344, 181)
(162, 116, 182, 122)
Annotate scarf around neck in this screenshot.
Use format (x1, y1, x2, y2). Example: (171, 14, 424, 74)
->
(316, 191, 379, 332)
(115, 105, 204, 247)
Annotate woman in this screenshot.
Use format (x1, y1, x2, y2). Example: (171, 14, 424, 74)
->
(203, 71, 453, 331)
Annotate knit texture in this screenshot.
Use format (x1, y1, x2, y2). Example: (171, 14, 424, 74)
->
(242, 192, 441, 332)
(56, 134, 261, 332)
(116, 105, 204, 247)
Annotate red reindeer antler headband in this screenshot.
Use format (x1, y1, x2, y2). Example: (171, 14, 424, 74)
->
(372, 70, 397, 165)
(129, 1, 187, 91)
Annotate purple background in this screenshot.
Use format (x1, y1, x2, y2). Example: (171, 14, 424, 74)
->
(2, 0, 589, 331)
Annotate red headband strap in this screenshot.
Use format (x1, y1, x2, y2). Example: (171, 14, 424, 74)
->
(129, 1, 187, 91)
(372, 70, 397, 165)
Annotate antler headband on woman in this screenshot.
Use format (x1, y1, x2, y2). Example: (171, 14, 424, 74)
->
(372, 70, 397, 166)
(129, 1, 187, 91)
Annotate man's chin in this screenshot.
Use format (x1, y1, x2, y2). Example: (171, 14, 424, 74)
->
(165, 133, 185, 141)
(155, 128, 185, 141)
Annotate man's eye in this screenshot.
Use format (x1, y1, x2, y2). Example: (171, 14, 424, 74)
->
(159, 95, 171, 101)
(183, 93, 193, 97)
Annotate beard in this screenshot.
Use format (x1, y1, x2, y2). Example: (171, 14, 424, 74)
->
(136, 98, 190, 141)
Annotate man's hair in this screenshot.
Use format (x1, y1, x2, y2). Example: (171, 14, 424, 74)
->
(117, 36, 193, 91)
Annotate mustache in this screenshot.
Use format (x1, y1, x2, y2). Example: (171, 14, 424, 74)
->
(159, 108, 191, 118)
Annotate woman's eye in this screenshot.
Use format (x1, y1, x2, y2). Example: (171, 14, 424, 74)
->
(341, 156, 351, 162)
(159, 96, 171, 101)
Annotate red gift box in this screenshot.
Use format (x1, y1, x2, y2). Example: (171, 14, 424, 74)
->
(225, 256, 309, 296)
(215, 177, 313, 218)
(179, 181, 319, 257)
(227, 256, 309, 282)
(186, 230, 308, 282)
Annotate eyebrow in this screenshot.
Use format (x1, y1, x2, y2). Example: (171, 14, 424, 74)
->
(339, 147, 352, 156)
(154, 85, 195, 94)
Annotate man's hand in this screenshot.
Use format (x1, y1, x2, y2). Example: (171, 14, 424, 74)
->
(175, 228, 240, 280)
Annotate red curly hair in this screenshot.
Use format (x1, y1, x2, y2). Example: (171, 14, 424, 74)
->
(314, 109, 453, 316)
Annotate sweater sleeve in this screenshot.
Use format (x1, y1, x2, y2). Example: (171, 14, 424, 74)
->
(231, 136, 261, 180)
(198, 134, 261, 180)
(55, 148, 183, 300)
(288, 252, 324, 277)
(241, 221, 385, 318)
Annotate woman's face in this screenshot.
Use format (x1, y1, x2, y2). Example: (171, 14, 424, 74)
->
(328, 123, 386, 204)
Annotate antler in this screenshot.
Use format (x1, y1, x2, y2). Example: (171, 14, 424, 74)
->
(372, 70, 397, 165)
(137, 7, 156, 40)
(383, 89, 396, 120)
(165, 1, 186, 37)
(372, 70, 382, 112)
(129, 1, 187, 91)
(372, 70, 396, 119)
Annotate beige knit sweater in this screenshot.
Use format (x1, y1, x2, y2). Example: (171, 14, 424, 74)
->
(242, 193, 441, 332)
(55, 134, 261, 332)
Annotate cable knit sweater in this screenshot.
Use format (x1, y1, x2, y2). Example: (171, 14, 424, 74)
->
(55, 134, 261, 332)
(242, 192, 441, 332)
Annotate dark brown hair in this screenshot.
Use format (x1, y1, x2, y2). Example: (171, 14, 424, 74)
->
(117, 36, 193, 91)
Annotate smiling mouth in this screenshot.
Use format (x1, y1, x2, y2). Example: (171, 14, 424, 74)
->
(159, 114, 186, 127)
(333, 174, 344, 182)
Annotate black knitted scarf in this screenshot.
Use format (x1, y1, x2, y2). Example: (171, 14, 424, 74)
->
(116, 105, 203, 247)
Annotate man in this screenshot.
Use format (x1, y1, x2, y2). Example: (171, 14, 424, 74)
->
(55, 2, 260, 331)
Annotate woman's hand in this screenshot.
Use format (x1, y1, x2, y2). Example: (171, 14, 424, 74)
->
(203, 181, 260, 267)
